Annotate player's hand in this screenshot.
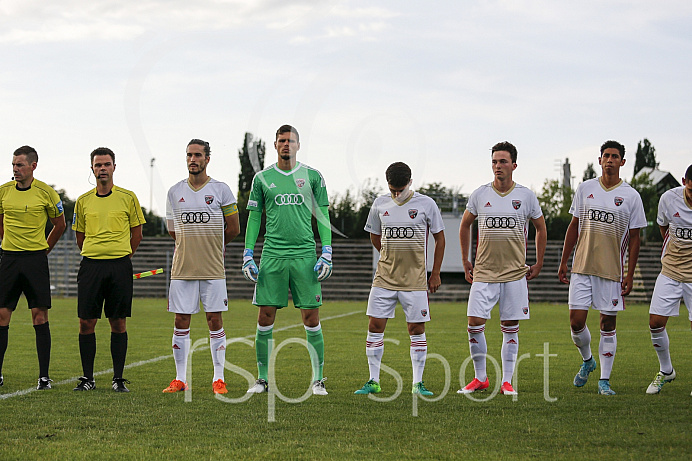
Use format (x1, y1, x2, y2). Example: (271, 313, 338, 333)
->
(428, 272, 441, 293)
(463, 260, 474, 284)
(242, 248, 259, 283)
(621, 275, 634, 296)
(314, 245, 333, 282)
(558, 263, 569, 284)
(526, 263, 543, 281)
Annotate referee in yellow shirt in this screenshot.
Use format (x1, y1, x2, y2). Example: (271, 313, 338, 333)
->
(0, 146, 66, 390)
(72, 147, 145, 392)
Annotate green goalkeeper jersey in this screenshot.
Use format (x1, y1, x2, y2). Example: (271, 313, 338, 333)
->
(247, 162, 329, 259)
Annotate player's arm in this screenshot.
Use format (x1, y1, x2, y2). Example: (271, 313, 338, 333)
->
(130, 225, 143, 257)
(369, 232, 381, 252)
(659, 224, 668, 240)
(459, 209, 476, 283)
(76, 231, 85, 250)
(558, 216, 579, 284)
(46, 214, 66, 254)
(0, 214, 4, 239)
(428, 230, 445, 293)
(242, 210, 262, 282)
(621, 227, 642, 296)
(224, 212, 240, 244)
(527, 215, 547, 280)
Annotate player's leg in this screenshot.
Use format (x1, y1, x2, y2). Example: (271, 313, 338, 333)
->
(498, 279, 529, 395)
(356, 287, 395, 394)
(0, 308, 12, 386)
(31, 308, 51, 389)
(201, 279, 229, 394)
(164, 280, 199, 392)
(0, 253, 22, 386)
(459, 281, 496, 394)
(104, 257, 133, 392)
(290, 257, 326, 394)
(597, 312, 617, 395)
(647, 274, 682, 394)
(400, 290, 432, 395)
(568, 274, 597, 387)
(248, 257, 287, 394)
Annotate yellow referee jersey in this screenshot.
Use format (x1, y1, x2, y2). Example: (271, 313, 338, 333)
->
(0, 179, 64, 251)
(72, 186, 146, 259)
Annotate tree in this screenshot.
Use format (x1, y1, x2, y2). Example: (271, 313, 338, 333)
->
(237, 132, 266, 235)
(630, 172, 659, 242)
(537, 179, 574, 239)
(583, 163, 597, 181)
(633, 138, 658, 177)
(417, 182, 466, 213)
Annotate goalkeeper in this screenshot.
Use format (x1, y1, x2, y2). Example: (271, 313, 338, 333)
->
(242, 125, 332, 396)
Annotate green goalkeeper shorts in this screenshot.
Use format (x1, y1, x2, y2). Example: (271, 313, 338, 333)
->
(253, 256, 322, 309)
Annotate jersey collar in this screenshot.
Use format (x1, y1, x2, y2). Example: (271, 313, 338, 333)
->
(187, 176, 211, 192)
(598, 177, 623, 192)
(273, 162, 302, 176)
(491, 181, 515, 197)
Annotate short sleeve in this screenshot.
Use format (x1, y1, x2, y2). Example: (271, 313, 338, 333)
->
(427, 198, 445, 234)
(129, 193, 146, 228)
(657, 193, 669, 227)
(364, 199, 381, 235)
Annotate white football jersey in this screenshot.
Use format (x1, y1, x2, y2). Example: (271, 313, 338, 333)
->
(657, 186, 692, 283)
(466, 182, 543, 283)
(365, 192, 444, 291)
(569, 177, 646, 282)
(166, 177, 237, 280)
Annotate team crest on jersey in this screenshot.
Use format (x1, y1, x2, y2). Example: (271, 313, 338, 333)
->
(512, 200, 522, 210)
(295, 179, 305, 188)
(408, 209, 418, 219)
(205, 195, 214, 205)
(421, 309, 428, 317)
(612, 299, 619, 306)
(614, 197, 624, 207)
(484, 202, 492, 207)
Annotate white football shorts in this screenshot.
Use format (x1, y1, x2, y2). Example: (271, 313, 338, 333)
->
(568, 273, 623, 314)
(649, 273, 692, 320)
(467, 278, 530, 321)
(367, 286, 431, 323)
(168, 279, 229, 314)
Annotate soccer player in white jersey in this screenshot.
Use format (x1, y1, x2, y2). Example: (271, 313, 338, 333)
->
(354, 162, 445, 396)
(559, 140, 646, 395)
(458, 142, 547, 396)
(646, 165, 692, 395)
(162, 139, 240, 395)
(242, 125, 332, 396)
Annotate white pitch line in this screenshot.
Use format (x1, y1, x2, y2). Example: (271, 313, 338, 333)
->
(0, 309, 363, 400)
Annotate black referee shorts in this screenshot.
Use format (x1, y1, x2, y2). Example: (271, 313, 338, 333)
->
(77, 256, 133, 319)
(0, 250, 51, 310)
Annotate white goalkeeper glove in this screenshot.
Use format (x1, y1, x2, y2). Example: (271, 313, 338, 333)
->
(313, 245, 333, 282)
(242, 248, 259, 283)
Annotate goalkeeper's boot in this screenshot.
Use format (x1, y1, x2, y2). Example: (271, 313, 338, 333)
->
(597, 379, 616, 395)
(312, 378, 328, 396)
(646, 369, 676, 395)
(213, 379, 228, 394)
(500, 381, 517, 395)
(573, 356, 597, 387)
(163, 379, 188, 393)
(457, 377, 489, 394)
(112, 378, 130, 393)
(412, 381, 433, 396)
(354, 379, 381, 395)
(246, 378, 268, 394)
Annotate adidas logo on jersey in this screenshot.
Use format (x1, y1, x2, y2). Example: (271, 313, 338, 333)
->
(383, 211, 389, 216)
(484, 202, 492, 207)
(507, 339, 517, 345)
(674, 212, 680, 217)
(178, 197, 185, 202)
(269, 183, 276, 188)
(587, 194, 594, 199)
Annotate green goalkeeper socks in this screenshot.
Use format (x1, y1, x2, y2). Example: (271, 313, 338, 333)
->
(255, 325, 273, 381)
(305, 325, 324, 381)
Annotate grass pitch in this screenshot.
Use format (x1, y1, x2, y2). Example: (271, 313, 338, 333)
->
(0, 298, 691, 460)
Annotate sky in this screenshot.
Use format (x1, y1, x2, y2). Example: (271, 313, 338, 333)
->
(1, 0, 691, 215)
